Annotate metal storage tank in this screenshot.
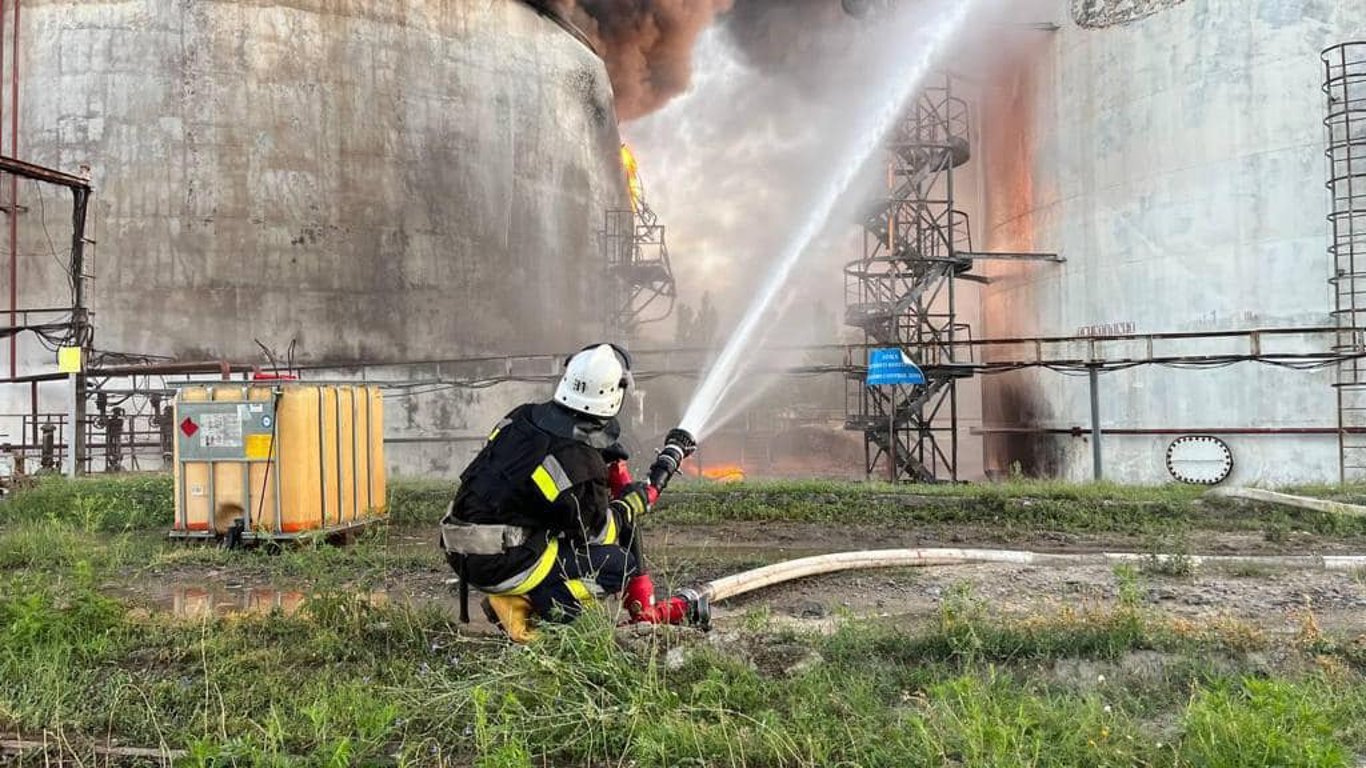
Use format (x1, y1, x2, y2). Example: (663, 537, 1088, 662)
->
(977, 0, 1366, 485)
(10, 0, 625, 367)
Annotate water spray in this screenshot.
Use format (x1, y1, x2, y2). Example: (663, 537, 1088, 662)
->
(678, 0, 977, 441)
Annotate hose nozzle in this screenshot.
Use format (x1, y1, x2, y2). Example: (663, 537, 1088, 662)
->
(647, 427, 697, 493)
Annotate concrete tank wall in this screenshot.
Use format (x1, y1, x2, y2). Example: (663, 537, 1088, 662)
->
(978, 0, 1365, 485)
(10, 0, 625, 368)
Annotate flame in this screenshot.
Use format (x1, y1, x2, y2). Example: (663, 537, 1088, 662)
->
(689, 463, 746, 483)
(621, 143, 644, 213)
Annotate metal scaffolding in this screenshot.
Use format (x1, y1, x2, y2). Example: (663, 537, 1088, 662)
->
(602, 146, 677, 340)
(602, 204, 676, 339)
(1325, 42, 1366, 481)
(844, 74, 974, 482)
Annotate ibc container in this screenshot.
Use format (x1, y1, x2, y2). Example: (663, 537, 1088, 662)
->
(171, 383, 387, 540)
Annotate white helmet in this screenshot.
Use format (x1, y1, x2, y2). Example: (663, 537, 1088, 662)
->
(555, 344, 633, 418)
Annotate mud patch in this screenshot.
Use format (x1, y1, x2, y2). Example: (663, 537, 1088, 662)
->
(717, 561, 1366, 635)
(114, 523, 1366, 640)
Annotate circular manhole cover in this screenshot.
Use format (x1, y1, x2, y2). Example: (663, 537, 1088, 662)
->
(1166, 435, 1234, 485)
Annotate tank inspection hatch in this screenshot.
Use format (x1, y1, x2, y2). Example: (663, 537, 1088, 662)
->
(1166, 436, 1234, 485)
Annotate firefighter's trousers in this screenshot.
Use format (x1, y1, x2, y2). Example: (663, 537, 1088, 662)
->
(526, 542, 640, 623)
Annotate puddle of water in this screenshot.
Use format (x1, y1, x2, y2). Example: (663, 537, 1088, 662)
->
(149, 585, 392, 618)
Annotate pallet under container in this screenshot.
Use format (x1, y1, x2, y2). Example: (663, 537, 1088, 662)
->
(170, 383, 387, 542)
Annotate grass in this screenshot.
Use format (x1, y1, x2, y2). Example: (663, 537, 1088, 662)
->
(5, 475, 1366, 763)
(5, 475, 1366, 595)
(0, 524, 443, 596)
(655, 480, 1366, 538)
(2, 568, 1363, 767)
(7, 475, 1366, 540)
(1, 473, 175, 531)
(0, 474, 452, 531)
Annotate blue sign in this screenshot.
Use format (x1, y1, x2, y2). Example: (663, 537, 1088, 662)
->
(866, 347, 925, 387)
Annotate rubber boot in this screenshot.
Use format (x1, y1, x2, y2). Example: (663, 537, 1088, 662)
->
(623, 574, 657, 620)
(481, 595, 538, 644)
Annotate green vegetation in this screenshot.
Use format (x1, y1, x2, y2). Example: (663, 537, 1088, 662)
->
(4, 476, 1366, 764)
(657, 480, 1366, 539)
(387, 478, 459, 526)
(1, 473, 175, 531)
(5, 475, 1366, 540)
(1, 569, 1364, 766)
(0, 474, 450, 530)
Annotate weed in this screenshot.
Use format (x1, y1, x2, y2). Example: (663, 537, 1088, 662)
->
(1141, 531, 1197, 578)
(1263, 520, 1289, 544)
(1, 474, 174, 530)
(740, 604, 773, 632)
(1, 475, 455, 529)
(1112, 564, 1145, 610)
(3, 574, 1365, 766)
(387, 479, 457, 525)
(1179, 678, 1354, 767)
(908, 673, 1149, 767)
(1224, 562, 1275, 579)
(11, 475, 1366, 545)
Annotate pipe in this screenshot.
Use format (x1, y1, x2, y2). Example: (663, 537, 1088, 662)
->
(89, 361, 251, 378)
(1210, 488, 1366, 518)
(6, 0, 15, 381)
(0, 156, 90, 190)
(2, 0, 8, 381)
(699, 548, 1366, 604)
(1088, 366, 1101, 480)
(974, 426, 1350, 436)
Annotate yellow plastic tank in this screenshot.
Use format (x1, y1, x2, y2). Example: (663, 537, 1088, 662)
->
(172, 383, 388, 539)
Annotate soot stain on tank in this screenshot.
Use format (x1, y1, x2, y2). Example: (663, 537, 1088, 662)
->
(1071, 0, 1187, 28)
(568, 66, 612, 127)
(986, 375, 1061, 478)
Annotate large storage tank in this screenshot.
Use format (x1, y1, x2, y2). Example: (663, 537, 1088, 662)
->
(978, 0, 1366, 485)
(11, 0, 625, 366)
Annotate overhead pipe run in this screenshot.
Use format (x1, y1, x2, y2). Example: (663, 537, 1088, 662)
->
(90, 360, 249, 380)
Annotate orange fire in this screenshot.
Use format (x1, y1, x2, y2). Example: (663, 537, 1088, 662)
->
(689, 463, 746, 483)
(621, 143, 644, 213)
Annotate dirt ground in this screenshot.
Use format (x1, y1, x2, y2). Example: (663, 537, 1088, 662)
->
(123, 521, 1366, 638)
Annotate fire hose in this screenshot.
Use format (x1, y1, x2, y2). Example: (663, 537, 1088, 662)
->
(693, 490, 1366, 605)
(625, 456, 1366, 625)
(695, 548, 1366, 606)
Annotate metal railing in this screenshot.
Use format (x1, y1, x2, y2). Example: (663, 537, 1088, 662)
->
(1324, 42, 1366, 480)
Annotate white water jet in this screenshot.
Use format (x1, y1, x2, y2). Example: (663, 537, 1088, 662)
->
(678, 0, 978, 441)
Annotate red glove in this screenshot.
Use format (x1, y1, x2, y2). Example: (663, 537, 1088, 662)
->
(607, 460, 632, 498)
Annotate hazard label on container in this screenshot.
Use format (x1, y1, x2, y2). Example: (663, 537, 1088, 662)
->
(199, 412, 243, 448)
(180, 417, 199, 438)
(245, 434, 274, 460)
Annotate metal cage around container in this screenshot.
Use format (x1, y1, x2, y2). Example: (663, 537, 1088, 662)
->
(170, 382, 387, 542)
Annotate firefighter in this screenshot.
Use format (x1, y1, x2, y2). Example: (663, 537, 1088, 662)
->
(439, 343, 697, 642)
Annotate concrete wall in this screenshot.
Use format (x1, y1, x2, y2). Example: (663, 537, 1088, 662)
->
(978, 0, 1364, 485)
(9, 0, 625, 368)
